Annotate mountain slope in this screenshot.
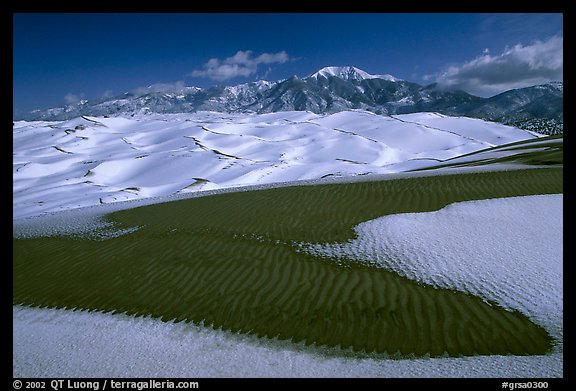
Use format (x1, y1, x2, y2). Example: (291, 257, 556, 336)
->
(465, 83, 564, 135)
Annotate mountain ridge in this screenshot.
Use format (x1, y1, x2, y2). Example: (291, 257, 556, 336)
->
(17, 66, 563, 135)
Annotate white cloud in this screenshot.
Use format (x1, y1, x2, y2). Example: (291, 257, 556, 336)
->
(433, 36, 563, 97)
(132, 81, 188, 96)
(64, 93, 83, 105)
(190, 50, 290, 81)
(101, 90, 114, 99)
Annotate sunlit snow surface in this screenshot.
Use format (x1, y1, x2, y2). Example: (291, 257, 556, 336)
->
(13, 195, 562, 377)
(13, 111, 540, 219)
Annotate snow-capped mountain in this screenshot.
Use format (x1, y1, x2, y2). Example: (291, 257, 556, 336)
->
(309, 66, 400, 82)
(17, 66, 562, 134)
(463, 82, 564, 135)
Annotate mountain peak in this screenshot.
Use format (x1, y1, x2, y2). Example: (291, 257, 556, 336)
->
(308, 66, 400, 82)
(542, 81, 563, 91)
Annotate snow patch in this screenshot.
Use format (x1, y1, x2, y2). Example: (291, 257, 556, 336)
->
(13, 305, 562, 378)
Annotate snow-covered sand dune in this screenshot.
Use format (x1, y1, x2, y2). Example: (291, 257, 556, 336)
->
(13, 111, 541, 219)
(13, 111, 561, 378)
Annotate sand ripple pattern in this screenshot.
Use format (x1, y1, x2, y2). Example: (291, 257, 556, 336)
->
(13, 168, 562, 357)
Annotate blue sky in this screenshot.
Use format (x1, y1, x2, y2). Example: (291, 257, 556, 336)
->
(13, 13, 563, 114)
